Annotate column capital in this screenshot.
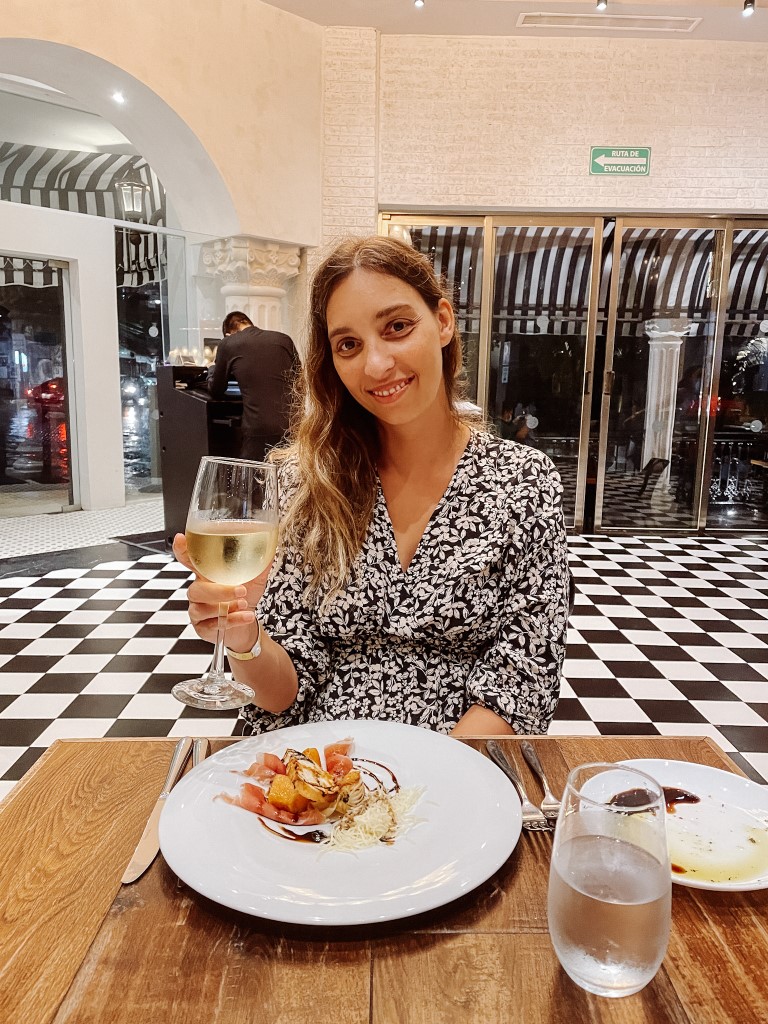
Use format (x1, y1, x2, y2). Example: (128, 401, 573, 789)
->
(202, 236, 301, 289)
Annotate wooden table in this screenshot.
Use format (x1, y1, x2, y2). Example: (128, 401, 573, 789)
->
(1, 735, 766, 1024)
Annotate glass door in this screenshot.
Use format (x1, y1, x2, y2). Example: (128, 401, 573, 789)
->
(380, 214, 603, 531)
(705, 221, 768, 530)
(595, 219, 726, 532)
(488, 218, 602, 530)
(0, 253, 78, 516)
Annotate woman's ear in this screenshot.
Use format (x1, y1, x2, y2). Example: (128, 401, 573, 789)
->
(437, 298, 455, 349)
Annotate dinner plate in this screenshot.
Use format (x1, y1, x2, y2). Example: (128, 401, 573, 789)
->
(160, 720, 522, 925)
(621, 759, 768, 891)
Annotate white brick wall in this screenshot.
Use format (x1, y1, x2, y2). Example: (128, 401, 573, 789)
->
(321, 27, 379, 250)
(377, 36, 768, 212)
(319, 33, 768, 247)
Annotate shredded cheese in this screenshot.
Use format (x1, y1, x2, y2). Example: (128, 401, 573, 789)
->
(324, 786, 424, 852)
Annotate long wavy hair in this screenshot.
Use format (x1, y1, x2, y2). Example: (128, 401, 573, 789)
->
(274, 235, 472, 604)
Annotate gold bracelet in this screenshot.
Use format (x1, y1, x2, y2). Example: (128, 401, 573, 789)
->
(226, 618, 262, 661)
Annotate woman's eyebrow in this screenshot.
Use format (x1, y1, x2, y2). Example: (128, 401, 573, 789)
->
(376, 303, 416, 322)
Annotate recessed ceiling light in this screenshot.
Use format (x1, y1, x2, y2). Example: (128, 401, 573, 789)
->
(414, 0, 425, 7)
(743, 0, 755, 14)
(112, 91, 126, 104)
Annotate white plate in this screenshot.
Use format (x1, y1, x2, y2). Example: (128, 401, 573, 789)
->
(621, 759, 768, 891)
(160, 720, 522, 925)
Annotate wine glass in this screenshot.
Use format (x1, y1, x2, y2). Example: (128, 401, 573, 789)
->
(547, 762, 671, 998)
(172, 456, 279, 710)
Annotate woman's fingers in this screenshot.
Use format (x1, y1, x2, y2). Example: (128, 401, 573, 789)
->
(174, 532, 264, 648)
(172, 533, 193, 570)
(189, 607, 257, 648)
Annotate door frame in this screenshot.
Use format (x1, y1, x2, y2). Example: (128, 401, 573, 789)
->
(593, 215, 731, 534)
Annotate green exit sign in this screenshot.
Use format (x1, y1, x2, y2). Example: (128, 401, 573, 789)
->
(590, 147, 651, 176)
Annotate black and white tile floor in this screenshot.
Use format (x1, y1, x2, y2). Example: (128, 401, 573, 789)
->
(2, 533, 768, 802)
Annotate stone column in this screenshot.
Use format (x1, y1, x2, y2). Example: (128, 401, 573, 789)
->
(641, 318, 690, 502)
(202, 236, 301, 331)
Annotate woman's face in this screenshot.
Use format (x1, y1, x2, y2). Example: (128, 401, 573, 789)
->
(326, 268, 454, 429)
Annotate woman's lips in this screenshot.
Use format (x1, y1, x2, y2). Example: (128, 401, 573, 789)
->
(368, 376, 414, 402)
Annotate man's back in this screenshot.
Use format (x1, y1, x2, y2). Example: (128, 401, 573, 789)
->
(209, 325, 297, 439)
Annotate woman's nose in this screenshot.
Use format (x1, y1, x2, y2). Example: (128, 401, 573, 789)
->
(364, 340, 394, 378)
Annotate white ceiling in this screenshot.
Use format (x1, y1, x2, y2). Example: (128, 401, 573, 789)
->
(0, 76, 135, 153)
(0, 3, 763, 157)
(264, 0, 767, 42)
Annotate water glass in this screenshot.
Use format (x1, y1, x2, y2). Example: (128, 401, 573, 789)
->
(547, 762, 671, 998)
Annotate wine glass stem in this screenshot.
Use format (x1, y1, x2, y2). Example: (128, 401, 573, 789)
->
(204, 601, 230, 690)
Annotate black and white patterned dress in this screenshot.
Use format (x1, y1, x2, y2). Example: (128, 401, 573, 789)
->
(241, 430, 569, 736)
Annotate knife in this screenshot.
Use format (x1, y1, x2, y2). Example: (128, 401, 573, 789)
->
(121, 736, 193, 884)
(192, 737, 210, 766)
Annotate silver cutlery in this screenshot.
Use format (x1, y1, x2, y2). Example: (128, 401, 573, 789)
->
(520, 740, 561, 824)
(485, 741, 552, 832)
(192, 737, 210, 766)
(121, 736, 193, 884)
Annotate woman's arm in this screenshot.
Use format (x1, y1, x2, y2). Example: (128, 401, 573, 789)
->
(173, 533, 299, 714)
(451, 705, 516, 737)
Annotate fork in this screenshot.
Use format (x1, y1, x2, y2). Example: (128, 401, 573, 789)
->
(485, 741, 552, 831)
(520, 741, 561, 824)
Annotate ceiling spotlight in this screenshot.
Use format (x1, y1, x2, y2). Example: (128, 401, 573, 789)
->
(112, 91, 126, 104)
(596, 0, 608, 9)
(743, 0, 755, 14)
(414, 0, 425, 7)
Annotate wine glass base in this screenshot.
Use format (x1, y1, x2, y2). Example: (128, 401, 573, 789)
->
(171, 677, 255, 711)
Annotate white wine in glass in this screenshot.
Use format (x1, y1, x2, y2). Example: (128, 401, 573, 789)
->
(172, 457, 279, 710)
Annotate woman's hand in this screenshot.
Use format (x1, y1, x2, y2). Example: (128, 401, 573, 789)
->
(172, 533, 271, 651)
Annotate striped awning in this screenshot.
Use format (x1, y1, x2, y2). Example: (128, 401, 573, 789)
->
(0, 142, 166, 224)
(115, 228, 167, 289)
(494, 225, 594, 336)
(727, 229, 768, 339)
(409, 223, 768, 341)
(411, 225, 484, 327)
(0, 256, 62, 288)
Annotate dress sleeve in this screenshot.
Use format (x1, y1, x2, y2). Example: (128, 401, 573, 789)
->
(246, 462, 331, 731)
(465, 455, 569, 734)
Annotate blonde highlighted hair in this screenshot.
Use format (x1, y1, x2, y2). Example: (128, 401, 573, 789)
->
(273, 235, 472, 603)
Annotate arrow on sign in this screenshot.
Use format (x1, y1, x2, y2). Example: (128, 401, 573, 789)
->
(594, 155, 647, 167)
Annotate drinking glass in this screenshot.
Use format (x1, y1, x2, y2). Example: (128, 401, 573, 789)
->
(547, 762, 671, 998)
(172, 457, 279, 711)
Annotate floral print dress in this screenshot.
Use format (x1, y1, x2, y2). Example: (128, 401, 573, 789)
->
(241, 430, 570, 736)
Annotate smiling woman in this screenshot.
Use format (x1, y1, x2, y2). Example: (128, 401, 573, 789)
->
(175, 235, 571, 741)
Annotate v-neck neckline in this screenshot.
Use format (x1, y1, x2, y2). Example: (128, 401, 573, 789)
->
(376, 430, 475, 576)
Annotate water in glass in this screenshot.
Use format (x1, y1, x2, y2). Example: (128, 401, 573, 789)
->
(547, 763, 671, 998)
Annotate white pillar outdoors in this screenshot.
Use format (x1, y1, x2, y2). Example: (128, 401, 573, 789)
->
(202, 236, 301, 331)
(641, 318, 690, 501)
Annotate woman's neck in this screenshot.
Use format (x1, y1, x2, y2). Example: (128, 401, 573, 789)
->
(376, 411, 470, 479)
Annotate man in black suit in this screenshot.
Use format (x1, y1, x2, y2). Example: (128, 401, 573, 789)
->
(208, 311, 298, 462)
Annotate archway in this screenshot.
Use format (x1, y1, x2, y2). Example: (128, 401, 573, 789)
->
(0, 38, 238, 237)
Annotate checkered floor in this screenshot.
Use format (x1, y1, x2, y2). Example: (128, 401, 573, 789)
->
(2, 534, 768, 802)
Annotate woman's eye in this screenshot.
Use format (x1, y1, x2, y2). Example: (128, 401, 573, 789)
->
(336, 338, 357, 353)
(389, 319, 411, 335)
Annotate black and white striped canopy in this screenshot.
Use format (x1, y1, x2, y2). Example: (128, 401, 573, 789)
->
(1, 142, 167, 288)
(0, 256, 62, 288)
(409, 223, 768, 341)
(0, 142, 165, 224)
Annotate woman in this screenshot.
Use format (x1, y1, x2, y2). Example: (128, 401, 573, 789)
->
(174, 236, 569, 737)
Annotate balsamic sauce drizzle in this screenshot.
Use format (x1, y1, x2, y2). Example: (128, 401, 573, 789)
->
(608, 785, 701, 814)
